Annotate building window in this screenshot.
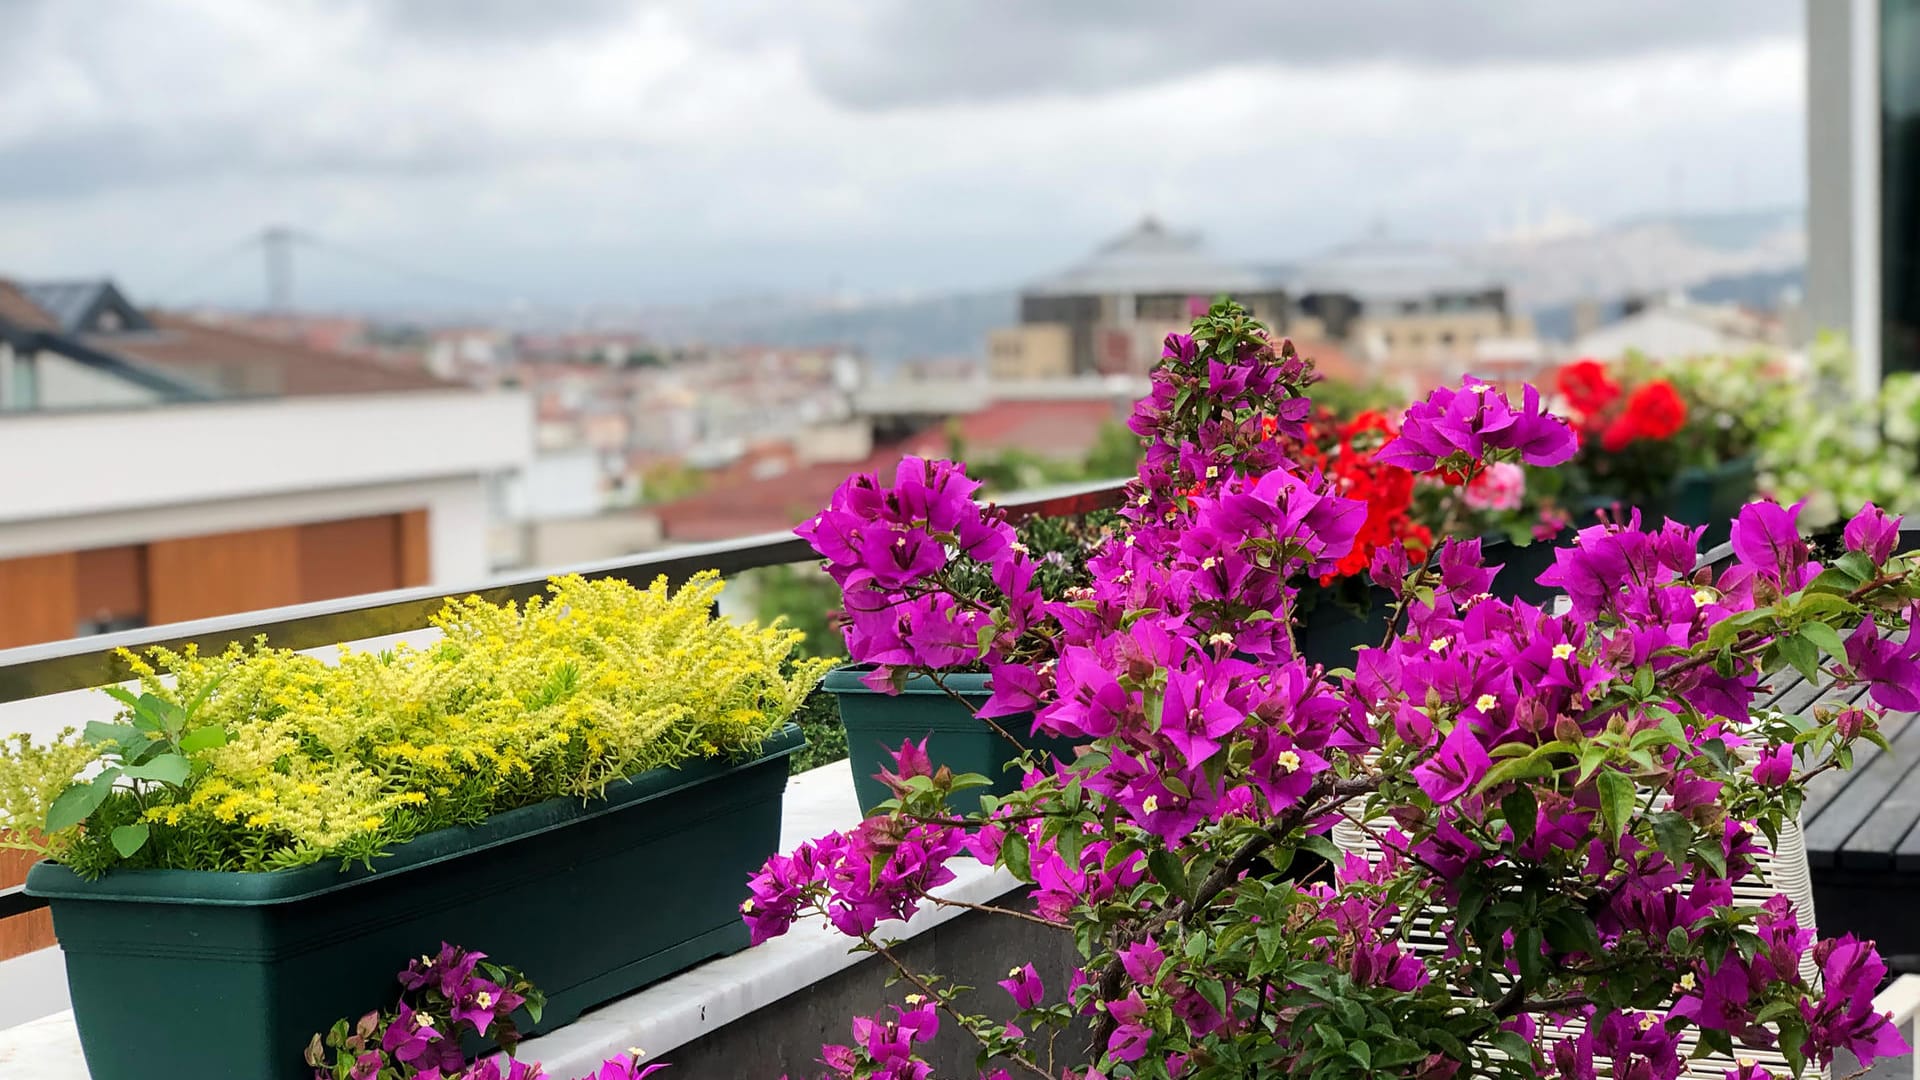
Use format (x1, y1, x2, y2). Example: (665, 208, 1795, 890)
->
(1886, 0, 1920, 375)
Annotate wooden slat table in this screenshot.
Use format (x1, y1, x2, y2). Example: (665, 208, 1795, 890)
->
(1762, 672, 1920, 962)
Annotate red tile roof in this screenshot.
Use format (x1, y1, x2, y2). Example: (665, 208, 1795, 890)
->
(0, 281, 58, 332)
(87, 314, 458, 397)
(648, 396, 1133, 542)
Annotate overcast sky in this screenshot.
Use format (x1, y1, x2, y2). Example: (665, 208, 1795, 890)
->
(0, 0, 1804, 310)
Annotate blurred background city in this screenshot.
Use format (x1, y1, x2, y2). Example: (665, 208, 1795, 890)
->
(0, 1, 1850, 660)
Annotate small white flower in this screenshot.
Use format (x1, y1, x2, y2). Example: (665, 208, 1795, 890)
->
(628, 1048, 647, 1060)
(1208, 632, 1234, 646)
(1679, 973, 1697, 991)
(1429, 637, 1451, 653)
(1205, 465, 1219, 479)
(1551, 643, 1575, 660)
(1475, 694, 1497, 712)
(1009, 966, 1024, 978)
(1276, 750, 1302, 773)
(416, 1011, 435, 1030)
(1737, 1058, 1756, 1069)
(1201, 556, 1219, 570)
(474, 991, 493, 1009)
(1010, 541, 1029, 555)
(1142, 794, 1160, 814)
(1637, 1014, 1656, 1031)
(740, 898, 755, 913)
(904, 993, 926, 1006)
(1693, 587, 1717, 606)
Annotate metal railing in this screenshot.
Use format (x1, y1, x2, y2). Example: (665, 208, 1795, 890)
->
(0, 476, 1132, 923)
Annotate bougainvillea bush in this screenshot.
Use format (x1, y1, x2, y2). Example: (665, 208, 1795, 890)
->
(305, 943, 665, 1080)
(756, 301, 1913, 1080)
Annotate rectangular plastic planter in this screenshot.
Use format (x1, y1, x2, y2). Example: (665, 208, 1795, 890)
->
(825, 667, 1081, 816)
(25, 723, 804, 1080)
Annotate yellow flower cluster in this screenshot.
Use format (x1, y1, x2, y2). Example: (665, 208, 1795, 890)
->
(1, 572, 832, 875)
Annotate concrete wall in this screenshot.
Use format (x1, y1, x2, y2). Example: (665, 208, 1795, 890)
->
(32, 353, 168, 410)
(988, 324, 1073, 381)
(0, 389, 531, 525)
(659, 894, 1089, 1079)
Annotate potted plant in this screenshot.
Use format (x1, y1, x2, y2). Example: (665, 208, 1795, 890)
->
(3, 572, 829, 1080)
(1554, 353, 1784, 545)
(1284, 404, 1573, 662)
(743, 300, 1911, 1080)
(806, 501, 1114, 814)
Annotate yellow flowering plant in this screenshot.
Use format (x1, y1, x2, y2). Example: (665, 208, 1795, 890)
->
(0, 572, 832, 878)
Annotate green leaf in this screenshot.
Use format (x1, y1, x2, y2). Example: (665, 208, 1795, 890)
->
(1794, 592, 1852, 620)
(81, 721, 139, 749)
(1836, 549, 1875, 583)
(1805, 566, 1861, 595)
(1476, 752, 1553, 795)
(1000, 831, 1031, 881)
(1650, 811, 1693, 866)
(1632, 665, 1655, 697)
(121, 754, 190, 786)
(1148, 848, 1190, 902)
(109, 823, 150, 858)
(177, 726, 229, 754)
(1299, 832, 1342, 865)
(1776, 633, 1821, 682)
(1502, 788, 1537, 846)
(1798, 621, 1847, 660)
(45, 770, 120, 833)
(1597, 769, 1635, 846)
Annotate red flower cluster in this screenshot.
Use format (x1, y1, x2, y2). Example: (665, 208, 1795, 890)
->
(1293, 409, 1432, 581)
(1554, 358, 1688, 453)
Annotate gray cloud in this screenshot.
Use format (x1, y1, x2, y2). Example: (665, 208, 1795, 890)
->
(0, 1, 1806, 307)
(366, 0, 637, 43)
(753, 1, 1800, 109)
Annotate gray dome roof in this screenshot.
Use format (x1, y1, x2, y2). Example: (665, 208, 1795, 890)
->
(1281, 236, 1501, 303)
(1028, 217, 1263, 297)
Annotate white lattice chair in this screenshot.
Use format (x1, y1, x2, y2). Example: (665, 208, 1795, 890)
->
(1331, 802, 1821, 1078)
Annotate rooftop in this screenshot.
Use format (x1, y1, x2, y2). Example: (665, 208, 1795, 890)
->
(1271, 233, 1504, 303)
(1027, 216, 1264, 298)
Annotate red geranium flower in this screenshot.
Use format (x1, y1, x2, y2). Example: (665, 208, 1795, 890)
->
(1555, 359, 1620, 425)
(1598, 379, 1687, 451)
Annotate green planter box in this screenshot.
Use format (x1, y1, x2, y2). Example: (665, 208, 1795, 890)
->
(825, 667, 1082, 816)
(1576, 455, 1757, 549)
(26, 724, 804, 1080)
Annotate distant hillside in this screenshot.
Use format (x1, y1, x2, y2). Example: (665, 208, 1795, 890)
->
(1530, 264, 1805, 343)
(1463, 208, 1804, 313)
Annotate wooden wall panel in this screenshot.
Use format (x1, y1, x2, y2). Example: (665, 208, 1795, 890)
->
(398, 508, 431, 588)
(0, 552, 78, 648)
(75, 545, 146, 624)
(0, 846, 54, 960)
(296, 516, 402, 603)
(147, 526, 300, 624)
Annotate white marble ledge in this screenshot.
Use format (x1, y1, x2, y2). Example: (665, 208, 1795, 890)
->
(0, 760, 1020, 1079)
